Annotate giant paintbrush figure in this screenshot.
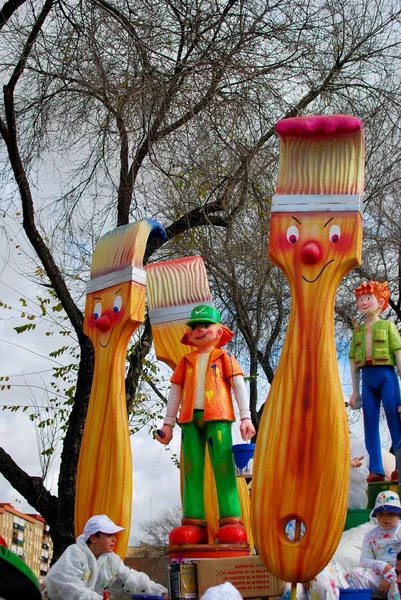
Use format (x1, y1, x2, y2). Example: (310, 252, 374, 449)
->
(251, 116, 364, 586)
(75, 219, 165, 559)
(349, 281, 401, 482)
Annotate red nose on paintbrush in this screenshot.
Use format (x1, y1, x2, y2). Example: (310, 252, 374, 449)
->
(301, 242, 321, 264)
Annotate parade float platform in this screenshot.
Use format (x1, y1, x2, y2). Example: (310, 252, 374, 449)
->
(168, 543, 251, 562)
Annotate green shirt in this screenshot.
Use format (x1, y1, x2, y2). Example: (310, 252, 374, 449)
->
(349, 320, 401, 368)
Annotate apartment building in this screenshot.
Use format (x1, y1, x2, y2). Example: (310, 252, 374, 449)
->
(0, 502, 53, 583)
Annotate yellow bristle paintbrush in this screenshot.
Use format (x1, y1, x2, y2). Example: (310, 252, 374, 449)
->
(76, 219, 165, 558)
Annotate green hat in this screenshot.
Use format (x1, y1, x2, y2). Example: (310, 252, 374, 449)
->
(186, 305, 221, 327)
(182, 304, 234, 348)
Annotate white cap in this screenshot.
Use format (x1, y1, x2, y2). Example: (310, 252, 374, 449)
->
(83, 515, 125, 541)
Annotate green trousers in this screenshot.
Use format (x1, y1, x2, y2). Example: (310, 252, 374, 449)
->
(180, 410, 241, 520)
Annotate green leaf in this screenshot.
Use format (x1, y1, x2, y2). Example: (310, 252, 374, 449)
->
(14, 323, 36, 334)
(49, 346, 69, 358)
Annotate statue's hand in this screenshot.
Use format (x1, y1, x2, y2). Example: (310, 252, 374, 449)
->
(350, 456, 364, 468)
(156, 424, 173, 445)
(349, 392, 361, 410)
(240, 418, 256, 441)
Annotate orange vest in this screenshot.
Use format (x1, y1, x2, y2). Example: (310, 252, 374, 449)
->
(170, 349, 244, 423)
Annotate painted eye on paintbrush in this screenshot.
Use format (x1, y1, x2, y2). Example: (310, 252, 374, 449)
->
(329, 225, 341, 243)
(286, 225, 299, 244)
(94, 302, 102, 319)
(113, 295, 122, 313)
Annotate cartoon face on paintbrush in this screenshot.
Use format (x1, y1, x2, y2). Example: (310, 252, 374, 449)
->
(268, 211, 362, 288)
(85, 283, 129, 349)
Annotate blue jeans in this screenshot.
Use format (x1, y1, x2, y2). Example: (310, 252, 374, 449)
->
(362, 366, 401, 475)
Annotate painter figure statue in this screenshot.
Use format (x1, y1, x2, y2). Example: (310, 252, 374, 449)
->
(349, 281, 401, 483)
(156, 305, 256, 545)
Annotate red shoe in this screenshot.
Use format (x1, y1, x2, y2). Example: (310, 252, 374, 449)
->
(169, 525, 208, 545)
(217, 524, 248, 544)
(366, 472, 386, 483)
(391, 469, 398, 482)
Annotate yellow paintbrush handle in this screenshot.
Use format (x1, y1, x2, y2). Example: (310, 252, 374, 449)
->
(251, 212, 362, 582)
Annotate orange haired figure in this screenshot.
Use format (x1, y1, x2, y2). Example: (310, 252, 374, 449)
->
(349, 281, 401, 482)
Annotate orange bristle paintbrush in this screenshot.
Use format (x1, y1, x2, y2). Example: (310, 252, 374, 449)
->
(145, 256, 213, 370)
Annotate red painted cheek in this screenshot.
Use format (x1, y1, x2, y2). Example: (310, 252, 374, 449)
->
(111, 307, 125, 325)
(326, 234, 351, 258)
(273, 235, 297, 255)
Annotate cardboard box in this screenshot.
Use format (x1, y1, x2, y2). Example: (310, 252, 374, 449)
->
(196, 555, 284, 598)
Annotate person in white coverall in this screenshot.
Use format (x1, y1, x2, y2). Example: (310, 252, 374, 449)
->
(42, 515, 168, 600)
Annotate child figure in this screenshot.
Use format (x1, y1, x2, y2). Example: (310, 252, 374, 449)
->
(349, 281, 401, 482)
(156, 304, 255, 545)
(346, 491, 401, 599)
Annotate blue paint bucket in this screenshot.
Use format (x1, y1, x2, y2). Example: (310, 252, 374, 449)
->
(232, 443, 255, 477)
(339, 589, 372, 600)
